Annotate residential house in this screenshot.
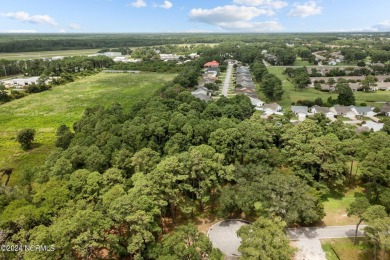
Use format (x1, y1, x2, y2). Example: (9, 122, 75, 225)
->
(377, 82, 390, 91)
(291, 106, 308, 120)
(159, 54, 182, 61)
(1, 77, 40, 88)
(311, 105, 336, 118)
(331, 105, 356, 117)
(204, 60, 220, 68)
(102, 52, 122, 57)
(320, 84, 335, 92)
(351, 106, 376, 117)
(262, 103, 282, 115)
(381, 102, 390, 116)
(362, 121, 384, 132)
(349, 83, 360, 92)
(189, 53, 199, 59)
(291, 106, 309, 115)
(264, 54, 278, 65)
(248, 97, 265, 110)
(191, 86, 212, 102)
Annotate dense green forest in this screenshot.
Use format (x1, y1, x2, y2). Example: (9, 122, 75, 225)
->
(1, 63, 389, 258)
(0, 32, 389, 53)
(1, 33, 390, 259)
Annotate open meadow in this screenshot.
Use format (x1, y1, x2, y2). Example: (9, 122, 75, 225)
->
(0, 49, 101, 60)
(265, 67, 390, 108)
(0, 72, 174, 185)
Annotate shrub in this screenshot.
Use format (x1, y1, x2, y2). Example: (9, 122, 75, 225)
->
(16, 128, 36, 150)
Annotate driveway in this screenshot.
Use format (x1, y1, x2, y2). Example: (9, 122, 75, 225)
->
(208, 219, 249, 258)
(222, 63, 233, 97)
(286, 225, 366, 260)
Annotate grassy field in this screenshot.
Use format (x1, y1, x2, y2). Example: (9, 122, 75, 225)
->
(0, 49, 101, 60)
(321, 238, 388, 260)
(0, 72, 174, 186)
(293, 58, 311, 66)
(321, 187, 364, 226)
(267, 67, 390, 108)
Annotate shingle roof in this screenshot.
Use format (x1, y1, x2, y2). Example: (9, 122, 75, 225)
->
(333, 105, 353, 114)
(353, 106, 373, 114)
(263, 103, 281, 111)
(381, 103, 390, 113)
(312, 105, 331, 113)
(291, 106, 308, 114)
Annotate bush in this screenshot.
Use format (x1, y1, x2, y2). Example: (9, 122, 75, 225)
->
(16, 128, 36, 150)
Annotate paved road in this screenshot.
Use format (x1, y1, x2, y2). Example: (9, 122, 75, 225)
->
(287, 225, 366, 260)
(286, 225, 366, 240)
(222, 63, 233, 97)
(208, 220, 248, 258)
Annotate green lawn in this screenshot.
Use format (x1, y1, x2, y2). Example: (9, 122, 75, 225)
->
(0, 72, 174, 186)
(321, 187, 363, 226)
(267, 67, 390, 109)
(293, 58, 311, 66)
(321, 238, 387, 260)
(0, 49, 101, 60)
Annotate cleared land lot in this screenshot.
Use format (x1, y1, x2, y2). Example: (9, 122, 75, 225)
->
(266, 67, 390, 108)
(0, 49, 101, 60)
(0, 72, 174, 185)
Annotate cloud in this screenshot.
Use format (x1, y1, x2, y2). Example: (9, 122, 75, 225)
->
(153, 1, 173, 9)
(130, 0, 147, 8)
(1, 11, 57, 26)
(161, 1, 173, 9)
(372, 20, 390, 31)
(189, 5, 281, 32)
(288, 1, 322, 18)
(350, 21, 390, 32)
(2, 29, 37, 33)
(218, 21, 283, 31)
(232, 0, 288, 9)
(189, 5, 274, 24)
(68, 23, 81, 30)
(58, 29, 67, 33)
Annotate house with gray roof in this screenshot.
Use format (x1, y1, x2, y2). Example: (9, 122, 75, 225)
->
(331, 105, 356, 117)
(351, 106, 376, 117)
(362, 121, 384, 132)
(291, 106, 309, 115)
(261, 103, 282, 115)
(311, 105, 336, 118)
(381, 102, 390, 116)
(248, 97, 265, 109)
(191, 86, 212, 102)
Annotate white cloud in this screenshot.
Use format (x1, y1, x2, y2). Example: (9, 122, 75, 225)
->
(2, 29, 37, 33)
(58, 29, 67, 33)
(130, 0, 147, 8)
(288, 1, 322, 18)
(1, 11, 57, 26)
(349, 21, 390, 32)
(153, 1, 173, 9)
(189, 5, 281, 32)
(372, 20, 390, 31)
(161, 1, 173, 9)
(218, 21, 283, 31)
(233, 0, 288, 9)
(189, 5, 274, 24)
(68, 23, 81, 30)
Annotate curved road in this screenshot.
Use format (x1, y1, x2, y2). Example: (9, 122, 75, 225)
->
(286, 225, 366, 260)
(222, 63, 233, 97)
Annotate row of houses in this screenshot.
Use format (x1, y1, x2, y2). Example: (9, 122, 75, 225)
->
(234, 65, 264, 108)
(1, 77, 40, 89)
(316, 82, 390, 92)
(291, 105, 379, 118)
(259, 103, 390, 118)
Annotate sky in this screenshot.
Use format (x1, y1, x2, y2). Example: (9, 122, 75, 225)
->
(1, 0, 390, 33)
